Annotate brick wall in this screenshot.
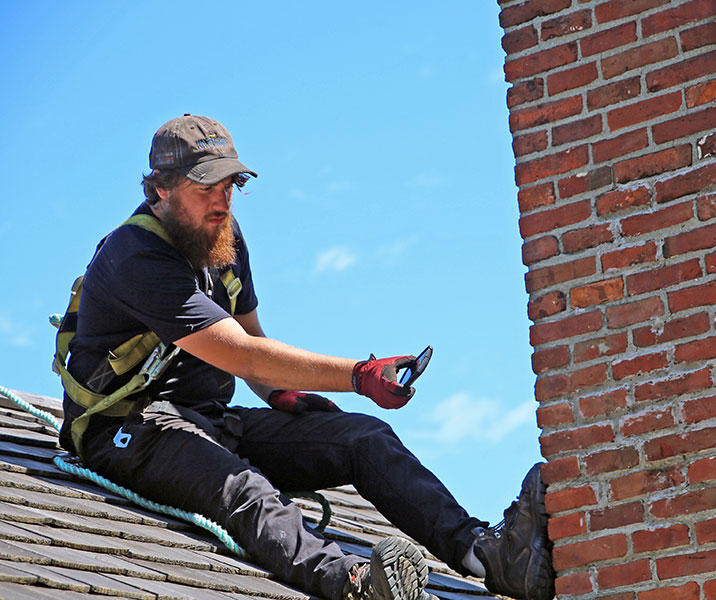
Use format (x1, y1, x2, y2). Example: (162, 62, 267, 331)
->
(497, 0, 716, 597)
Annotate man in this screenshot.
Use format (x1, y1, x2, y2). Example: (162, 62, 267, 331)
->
(58, 114, 555, 600)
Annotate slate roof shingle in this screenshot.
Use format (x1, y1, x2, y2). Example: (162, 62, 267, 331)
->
(0, 389, 497, 600)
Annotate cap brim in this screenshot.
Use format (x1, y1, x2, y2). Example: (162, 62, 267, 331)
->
(179, 157, 258, 185)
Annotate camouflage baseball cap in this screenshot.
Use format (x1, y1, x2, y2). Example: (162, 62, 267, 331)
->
(149, 114, 257, 185)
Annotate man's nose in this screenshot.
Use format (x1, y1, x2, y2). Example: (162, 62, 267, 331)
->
(212, 186, 231, 209)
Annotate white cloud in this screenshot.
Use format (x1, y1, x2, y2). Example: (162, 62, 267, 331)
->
(0, 316, 33, 348)
(406, 171, 452, 190)
(314, 246, 358, 273)
(413, 392, 535, 445)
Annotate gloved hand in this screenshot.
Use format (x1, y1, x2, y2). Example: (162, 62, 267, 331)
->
(268, 390, 341, 414)
(352, 354, 417, 409)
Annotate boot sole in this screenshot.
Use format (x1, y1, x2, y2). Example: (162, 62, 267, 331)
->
(371, 536, 429, 600)
(521, 463, 555, 600)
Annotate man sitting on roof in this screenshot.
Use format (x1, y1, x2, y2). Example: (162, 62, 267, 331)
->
(58, 114, 555, 600)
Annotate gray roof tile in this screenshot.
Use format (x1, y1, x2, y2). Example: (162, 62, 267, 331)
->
(0, 390, 497, 599)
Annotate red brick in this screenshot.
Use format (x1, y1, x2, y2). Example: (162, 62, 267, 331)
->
(675, 335, 716, 363)
(602, 38, 679, 80)
(554, 571, 592, 597)
(669, 281, 716, 312)
(513, 130, 548, 156)
(613, 351, 668, 380)
(622, 408, 675, 436)
(699, 193, 716, 220)
(697, 518, 716, 545)
(547, 62, 598, 95)
(706, 579, 716, 600)
(530, 309, 602, 344)
(610, 467, 686, 501)
(505, 42, 579, 81)
(642, 0, 716, 37)
(553, 534, 627, 570)
(542, 455, 580, 484)
(522, 235, 559, 265)
(654, 106, 716, 146)
(549, 511, 587, 540)
(595, 0, 670, 23)
(518, 182, 555, 213)
(574, 333, 627, 363)
(537, 402, 573, 427)
(545, 484, 597, 514)
(559, 167, 612, 199)
(649, 431, 715, 466)
(595, 592, 634, 600)
(585, 447, 639, 476)
(590, 501, 644, 532)
(596, 186, 650, 216)
(635, 367, 712, 403)
(666, 223, 716, 258)
(541, 421, 614, 456)
(607, 91, 681, 131)
(650, 486, 716, 518)
(553, 114, 602, 146)
(502, 25, 539, 54)
(580, 21, 636, 57)
(607, 296, 664, 329)
(507, 78, 545, 108)
(571, 277, 624, 309)
(656, 548, 716, 579)
(532, 345, 570, 374)
(686, 79, 716, 108)
(542, 9, 591, 41)
(602, 241, 658, 272)
(526, 256, 596, 292)
(657, 162, 716, 206)
(587, 76, 640, 111)
(536, 363, 608, 400)
(633, 312, 711, 347)
(699, 133, 716, 159)
(633, 525, 690, 554)
(620, 201, 693, 237)
(500, 0, 572, 28)
(639, 582, 700, 600)
(528, 290, 566, 320)
(563, 224, 612, 254)
(515, 145, 590, 186)
(521, 200, 592, 239)
(593, 128, 649, 164)
(626, 258, 702, 296)
(597, 558, 651, 589)
(647, 49, 716, 92)
(681, 21, 716, 52)
(509, 95, 582, 132)
(580, 388, 627, 418)
(614, 144, 692, 184)
(684, 394, 716, 423)
(690, 456, 716, 484)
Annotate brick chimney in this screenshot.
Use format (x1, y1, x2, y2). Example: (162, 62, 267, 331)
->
(498, 0, 716, 597)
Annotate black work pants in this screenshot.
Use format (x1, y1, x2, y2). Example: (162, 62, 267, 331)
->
(82, 405, 484, 600)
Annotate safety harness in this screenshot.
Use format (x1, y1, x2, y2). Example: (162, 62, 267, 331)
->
(52, 213, 244, 460)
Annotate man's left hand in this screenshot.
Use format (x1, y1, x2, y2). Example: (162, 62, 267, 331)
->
(268, 390, 342, 414)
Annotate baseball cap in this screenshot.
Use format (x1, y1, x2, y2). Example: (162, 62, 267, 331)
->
(149, 114, 257, 185)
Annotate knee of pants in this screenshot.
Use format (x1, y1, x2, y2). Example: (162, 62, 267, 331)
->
(343, 413, 403, 462)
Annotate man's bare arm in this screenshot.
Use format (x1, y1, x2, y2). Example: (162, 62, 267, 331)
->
(174, 315, 357, 392)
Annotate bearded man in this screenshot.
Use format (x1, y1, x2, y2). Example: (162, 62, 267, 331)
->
(58, 114, 555, 600)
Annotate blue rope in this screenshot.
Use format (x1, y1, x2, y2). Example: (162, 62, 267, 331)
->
(0, 385, 249, 559)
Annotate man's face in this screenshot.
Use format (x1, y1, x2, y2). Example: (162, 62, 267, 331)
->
(155, 176, 237, 269)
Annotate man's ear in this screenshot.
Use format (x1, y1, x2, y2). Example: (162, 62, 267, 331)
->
(155, 186, 171, 200)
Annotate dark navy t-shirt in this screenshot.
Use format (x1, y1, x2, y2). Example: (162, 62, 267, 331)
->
(62, 202, 258, 435)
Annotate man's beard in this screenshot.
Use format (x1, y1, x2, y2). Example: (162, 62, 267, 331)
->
(161, 199, 236, 269)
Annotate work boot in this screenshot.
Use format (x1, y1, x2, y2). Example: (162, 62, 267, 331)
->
(343, 536, 433, 600)
(472, 463, 554, 600)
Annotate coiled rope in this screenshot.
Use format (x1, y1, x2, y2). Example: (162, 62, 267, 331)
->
(1, 385, 331, 559)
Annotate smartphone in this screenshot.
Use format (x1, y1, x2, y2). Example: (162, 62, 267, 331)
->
(398, 345, 433, 387)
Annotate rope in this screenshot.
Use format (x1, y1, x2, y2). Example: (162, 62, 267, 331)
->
(0, 385, 248, 558)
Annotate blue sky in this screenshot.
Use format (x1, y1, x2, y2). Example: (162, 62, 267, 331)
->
(0, 2, 542, 525)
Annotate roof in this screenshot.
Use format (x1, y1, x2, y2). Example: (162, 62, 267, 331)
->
(0, 390, 497, 600)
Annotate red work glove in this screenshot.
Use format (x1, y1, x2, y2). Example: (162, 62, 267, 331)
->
(352, 354, 416, 409)
(268, 390, 342, 414)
